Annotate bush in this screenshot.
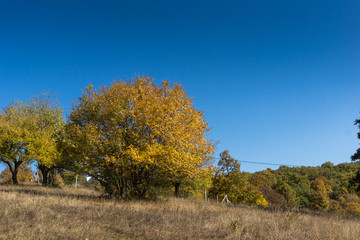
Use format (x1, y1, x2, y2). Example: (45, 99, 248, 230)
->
(0, 165, 34, 183)
(345, 202, 360, 217)
(329, 200, 344, 213)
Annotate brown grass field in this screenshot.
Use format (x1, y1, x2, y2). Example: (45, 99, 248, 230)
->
(0, 184, 360, 240)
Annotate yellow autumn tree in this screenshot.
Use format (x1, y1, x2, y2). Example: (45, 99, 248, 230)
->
(0, 102, 35, 184)
(0, 164, 34, 183)
(63, 75, 214, 198)
(310, 177, 330, 210)
(0, 94, 64, 185)
(26, 93, 65, 186)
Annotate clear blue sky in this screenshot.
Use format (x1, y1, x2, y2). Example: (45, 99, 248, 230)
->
(1, 0, 360, 172)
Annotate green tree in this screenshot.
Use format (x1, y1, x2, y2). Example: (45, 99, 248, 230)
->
(209, 150, 268, 207)
(274, 179, 297, 208)
(217, 150, 241, 176)
(351, 118, 360, 161)
(321, 161, 334, 168)
(62, 75, 214, 198)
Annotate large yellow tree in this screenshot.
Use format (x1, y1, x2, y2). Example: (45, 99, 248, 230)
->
(63, 75, 214, 198)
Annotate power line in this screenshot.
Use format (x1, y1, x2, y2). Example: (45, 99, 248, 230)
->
(213, 158, 302, 168)
(237, 160, 301, 167)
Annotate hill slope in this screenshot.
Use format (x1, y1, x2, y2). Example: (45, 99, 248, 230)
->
(0, 184, 360, 240)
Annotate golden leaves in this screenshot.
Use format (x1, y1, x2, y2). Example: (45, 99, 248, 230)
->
(0, 93, 65, 167)
(67, 75, 214, 181)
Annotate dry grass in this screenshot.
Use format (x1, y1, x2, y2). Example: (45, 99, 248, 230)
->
(0, 184, 359, 240)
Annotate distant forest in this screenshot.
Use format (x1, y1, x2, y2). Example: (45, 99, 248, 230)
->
(205, 150, 360, 216)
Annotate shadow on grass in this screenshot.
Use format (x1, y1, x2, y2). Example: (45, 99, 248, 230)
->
(0, 183, 111, 202)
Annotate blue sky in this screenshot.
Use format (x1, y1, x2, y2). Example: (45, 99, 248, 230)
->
(1, 0, 360, 172)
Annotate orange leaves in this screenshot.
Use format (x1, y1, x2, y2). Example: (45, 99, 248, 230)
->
(66, 75, 214, 197)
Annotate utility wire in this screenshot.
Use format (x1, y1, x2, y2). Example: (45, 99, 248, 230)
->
(213, 158, 302, 168)
(237, 160, 301, 167)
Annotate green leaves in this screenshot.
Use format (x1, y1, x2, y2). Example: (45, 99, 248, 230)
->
(210, 150, 268, 207)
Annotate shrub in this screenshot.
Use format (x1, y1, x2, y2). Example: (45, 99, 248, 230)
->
(0, 165, 33, 183)
(345, 202, 360, 217)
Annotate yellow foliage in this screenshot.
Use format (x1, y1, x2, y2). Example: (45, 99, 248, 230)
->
(0, 93, 64, 180)
(51, 171, 65, 187)
(0, 165, 33, 183)
(345, 202, 360, 217)
(256, 197, 269, 207)
(64, 75, 214, 198)
(329, 200, 344, 213)
(310, 178, 330, 210)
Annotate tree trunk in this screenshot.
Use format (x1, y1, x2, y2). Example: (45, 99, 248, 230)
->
(4, 160, 22, 185)
(139, 188, 147, 199)
(174, 182, 181, 198)
(11, 168, 19, 184)
(38, 165, 51, 186)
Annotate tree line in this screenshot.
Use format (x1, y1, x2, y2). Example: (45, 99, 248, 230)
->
(2, 75, 360, 216)
(0, 76, 214, 199)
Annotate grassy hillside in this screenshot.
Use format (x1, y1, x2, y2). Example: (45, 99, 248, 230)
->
(0, 184, 360, 240)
